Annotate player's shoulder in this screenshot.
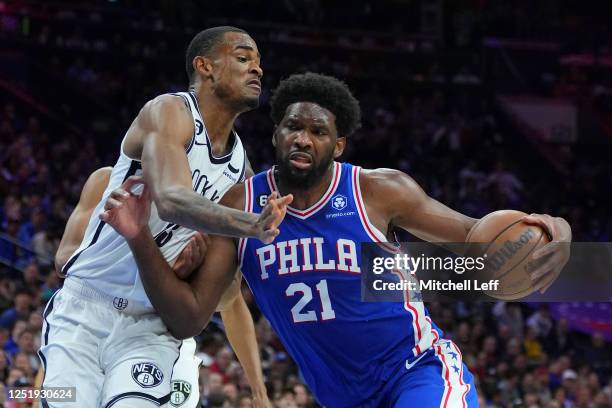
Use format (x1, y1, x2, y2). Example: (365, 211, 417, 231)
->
(137, 93, 193, 135)
(359, 168, 422, 199)
(141, 93, 189, 116)
(87, 166, 113, 184)
(359, 167, 419, 193)
(79, 166, 113, 206)
(358, 166, 427, 215)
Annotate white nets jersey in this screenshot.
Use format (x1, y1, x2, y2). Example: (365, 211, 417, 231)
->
(62, 91, 247, 310)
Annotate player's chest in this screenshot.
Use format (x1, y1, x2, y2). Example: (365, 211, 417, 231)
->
(187, 156, 240, 202)
(249, 233, 364, 282)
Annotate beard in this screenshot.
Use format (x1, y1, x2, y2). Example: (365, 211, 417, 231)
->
(276, 148, 335, 189)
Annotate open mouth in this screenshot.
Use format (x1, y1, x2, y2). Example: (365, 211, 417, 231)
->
(289, 152, 313, 170)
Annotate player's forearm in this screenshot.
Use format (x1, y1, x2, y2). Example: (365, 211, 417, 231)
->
(221, 297, 268, 399)
(126, 228, 211, 338)
(155, 185, 258, 238)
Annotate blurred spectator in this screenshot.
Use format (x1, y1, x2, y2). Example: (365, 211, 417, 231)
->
(0, 289, 32, 330)
(209, 346, 237, 384)
(527, 305, 554, 339)
(581, 333, 612, 380)
(0, 2, 609, 406)
(275, 387, 297, 408)
(293, 383, 311, 407)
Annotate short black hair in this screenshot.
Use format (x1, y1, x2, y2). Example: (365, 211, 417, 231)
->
(270, 72, 361, 137)
(185, 26, 248, 84)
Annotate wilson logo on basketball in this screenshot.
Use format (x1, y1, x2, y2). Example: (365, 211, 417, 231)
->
(486, 228, 536, 272)
(131, 362, 164, 388)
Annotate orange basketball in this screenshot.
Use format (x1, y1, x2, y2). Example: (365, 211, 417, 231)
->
(466, 210, 551, 300)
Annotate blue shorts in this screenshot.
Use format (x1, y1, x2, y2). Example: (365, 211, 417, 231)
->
(379, 340, 478, 408)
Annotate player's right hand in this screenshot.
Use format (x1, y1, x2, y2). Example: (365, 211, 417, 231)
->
(173, 232, 210, 279)
(255, 191, 293, 244)
(99, 176, 151, 240)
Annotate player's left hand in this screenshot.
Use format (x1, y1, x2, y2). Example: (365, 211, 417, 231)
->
(173, 232, 210, 279)
(522, 214, 572, 293)
(99, 176, 151, 240)
(256, 191, 293, 244)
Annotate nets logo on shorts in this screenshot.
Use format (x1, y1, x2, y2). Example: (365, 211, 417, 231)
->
(131, 362, 164, 388)
(332, 194, 347, 211)
(113, 297, 128, 310)
(169, 380, 192, 406)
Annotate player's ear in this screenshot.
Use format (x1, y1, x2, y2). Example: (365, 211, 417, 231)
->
(271, 126, 278, 147)
(333, 136, 346, 159)
(193, 56, 215, 81)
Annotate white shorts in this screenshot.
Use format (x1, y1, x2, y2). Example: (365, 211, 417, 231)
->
(166, 338, 202, 408)
(39, 278, 182, 408)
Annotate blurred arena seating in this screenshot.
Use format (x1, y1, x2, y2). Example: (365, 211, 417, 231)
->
(0, 1, 610, 406)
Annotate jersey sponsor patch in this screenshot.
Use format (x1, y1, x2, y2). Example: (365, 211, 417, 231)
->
(169, 380, 192, 406)
(131, 362, 164, 388)
(331, 194, 347, 211)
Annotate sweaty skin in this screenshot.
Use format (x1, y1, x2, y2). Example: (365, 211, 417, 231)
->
(49, 167, 270, 406)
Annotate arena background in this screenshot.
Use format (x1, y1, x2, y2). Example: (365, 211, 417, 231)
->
(0, 0, 611, 407)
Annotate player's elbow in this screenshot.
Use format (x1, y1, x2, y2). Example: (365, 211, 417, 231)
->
(168, 323, 200, 340)
(165, 298, 218, 339)
(53, 257, 65, 276)
(154, 186, 188, 222)
(167, 312, 210, 340)
(54, 248, 73, 276)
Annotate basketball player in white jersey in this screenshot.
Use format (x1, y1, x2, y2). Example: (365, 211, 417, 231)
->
(36, 167, 270, 408)
(38, 26, 289, 407)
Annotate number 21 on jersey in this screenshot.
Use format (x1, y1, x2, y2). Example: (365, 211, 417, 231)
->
(285, 280, 336, 323)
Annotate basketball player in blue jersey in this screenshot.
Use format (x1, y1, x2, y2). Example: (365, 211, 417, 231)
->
(103, 73, 571, 407)
(39, 26, 291, 408)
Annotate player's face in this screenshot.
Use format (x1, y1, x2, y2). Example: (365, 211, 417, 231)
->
(210, 32, 263, 111)
(273, 102, 346, 188)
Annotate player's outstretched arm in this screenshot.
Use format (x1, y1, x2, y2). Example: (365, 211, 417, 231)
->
(361, 168, 572, 291)
(217, 276, 270, 407)
(360, 168, 479, 242)
(56, 167, 207, 279)
(135, 95, 290, 243)
(56, 167, 112, 275)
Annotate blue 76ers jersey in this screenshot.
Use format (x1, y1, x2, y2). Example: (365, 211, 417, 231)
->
(238, 162, 443, 407)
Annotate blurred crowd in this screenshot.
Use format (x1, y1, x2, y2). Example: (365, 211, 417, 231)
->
(0, 0, 611, 407)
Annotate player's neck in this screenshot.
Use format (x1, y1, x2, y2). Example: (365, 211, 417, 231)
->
(276, 165, 334, 210)
(194, 89, 240, 157)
